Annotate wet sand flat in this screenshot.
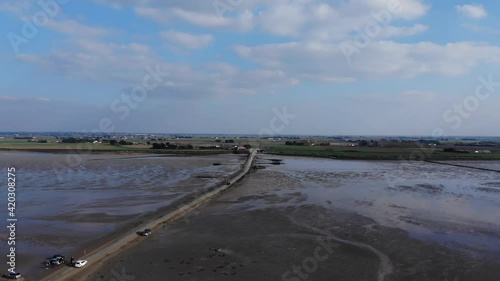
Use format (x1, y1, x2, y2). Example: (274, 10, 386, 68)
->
(82, 155, 500, 281)
(0, 152, 247, 280)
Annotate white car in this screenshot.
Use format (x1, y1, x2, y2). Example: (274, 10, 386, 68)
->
(74, 260, 88, 268)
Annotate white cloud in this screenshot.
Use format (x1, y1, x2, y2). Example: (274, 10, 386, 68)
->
(382, 24, 428, 38)
(134, 6, 171, 24)
(235, 40, 500, 81)
(257, 0, 429, 41)
(134, 6, 255, 31)
(456, 4, 487, 19)
(7, 0, 500, 135)
(93, 0, 153, 9)
(16, 39, 154, 82)
(13, 0, 497, 100)
(15, 35, 297, 99)
(0, 96, 50, 103)
(127, 0, 429, 41)
(462, 23, 500, 34)
(298, 74, 357, 83)
(402, 90, 436, 101)
(355, 0, 430, 20)
(0, 0, 31, 14)
(172, 8, 229, 27)
(47, 20, 112, 38)
(161, 30, 213, 49)
(258, 0, 310, 37)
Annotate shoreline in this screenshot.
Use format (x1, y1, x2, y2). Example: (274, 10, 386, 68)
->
(37, 150, 256, 281)
(264, 152, 500, 161)
(0, 148, 233, 156)
(2, 147, 500, 161)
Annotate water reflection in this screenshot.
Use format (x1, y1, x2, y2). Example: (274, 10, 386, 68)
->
(0, 152, 245, 277)
(246, 156, 500, 258)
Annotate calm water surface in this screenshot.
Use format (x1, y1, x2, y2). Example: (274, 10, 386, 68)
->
(250, 156, 500, 258)
(0, 152, 244, 277)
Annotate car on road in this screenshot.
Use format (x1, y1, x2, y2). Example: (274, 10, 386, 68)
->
(140, 229, 152, 236)
(50, 255, 65, 265)
(52, 254, 65, 260)
(50, 258, 62, 266)
(6, 272, 21, 279)
(74, 260, 88, 268)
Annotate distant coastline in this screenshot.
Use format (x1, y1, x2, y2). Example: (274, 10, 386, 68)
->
(2, 133, 500, 161)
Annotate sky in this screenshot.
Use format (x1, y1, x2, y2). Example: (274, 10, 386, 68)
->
(1, 0, 500, 136)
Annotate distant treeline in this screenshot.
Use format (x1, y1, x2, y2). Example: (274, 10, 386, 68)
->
(61, 137, 95, 143)
(60, 137, 134, 145)
(454, 142, 498, 147)
(285, 141, 307, 146)
(151, 143, 194, 149)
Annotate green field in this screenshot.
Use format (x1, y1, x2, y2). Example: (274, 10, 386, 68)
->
(0, 139, 233, 155)
(0, 140, 139, 151)
(2, 137, 500, 160)
(265, 145, 500, 160)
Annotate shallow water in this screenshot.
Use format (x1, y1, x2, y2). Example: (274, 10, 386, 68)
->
(0, 152, 244, 277)
(443, 160, 500, 171)
(246, 156, 500, 258)
(2, 152, 499, 277)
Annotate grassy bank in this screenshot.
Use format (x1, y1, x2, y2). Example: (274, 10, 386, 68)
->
(0, 141, 233, 155)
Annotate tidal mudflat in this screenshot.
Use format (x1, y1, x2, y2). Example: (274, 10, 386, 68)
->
(0, 152, 246, 280)
(84, 155, 500, 281)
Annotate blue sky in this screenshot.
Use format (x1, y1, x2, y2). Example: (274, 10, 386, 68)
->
(1, 0, 500, 136)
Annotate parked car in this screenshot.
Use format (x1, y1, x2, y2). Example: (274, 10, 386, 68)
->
(74, 260, 88, 268)
(7, 272, 21, 279)
(51, 255, 65, 264)
(52, 254, 65, 260)
(140, 229, 152, 236)
(50, 258, 62, 266)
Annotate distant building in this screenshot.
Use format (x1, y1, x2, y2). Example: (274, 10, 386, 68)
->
(474, 150, 492, 154)
(234, 146, 250, 154)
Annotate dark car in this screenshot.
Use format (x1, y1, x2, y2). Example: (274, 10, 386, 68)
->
(50, 258, 62, 265)
(7, 272, 21, 279)
(140, 229, 152, 236)
(52, 254, 65, 260)
(50, 256, 65, 266)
